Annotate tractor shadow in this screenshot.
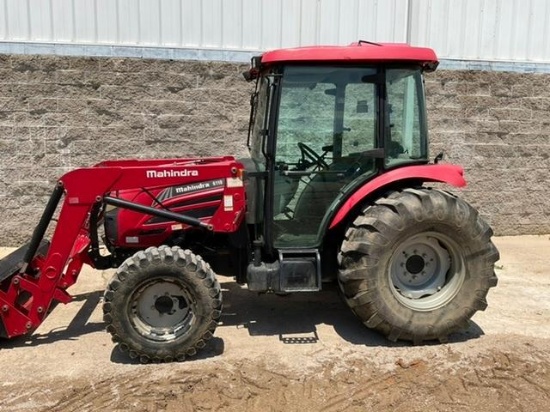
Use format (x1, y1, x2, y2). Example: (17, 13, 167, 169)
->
(219, 279, 485, 348)
(109, 337, 225, 365)
(0, 290, 105, 349)
(0, 279, 485, 360)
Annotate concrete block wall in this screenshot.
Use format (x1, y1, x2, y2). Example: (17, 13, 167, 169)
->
(0, 54, 252, 246)
(425, 70, 550, 235)
(0, 54, 548, 245)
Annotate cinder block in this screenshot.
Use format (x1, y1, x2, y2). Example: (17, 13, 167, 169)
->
(0, 56, 549, 245)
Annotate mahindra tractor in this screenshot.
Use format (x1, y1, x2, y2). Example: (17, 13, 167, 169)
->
(0, 42, 499, 362)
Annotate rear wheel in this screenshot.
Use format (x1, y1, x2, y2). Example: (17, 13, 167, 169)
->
(103, 245, 221, 363)
(338, 188, 499, 343)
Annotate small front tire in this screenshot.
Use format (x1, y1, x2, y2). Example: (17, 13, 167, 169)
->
(103, 245, 221, 363)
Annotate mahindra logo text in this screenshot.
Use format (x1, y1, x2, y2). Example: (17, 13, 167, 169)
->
(146, 169, 199, 178)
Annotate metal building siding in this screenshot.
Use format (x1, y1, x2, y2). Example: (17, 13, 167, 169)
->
(0, 0, 549, 63)
(0, 0, 407, 48)
(410, 0, 550, 62)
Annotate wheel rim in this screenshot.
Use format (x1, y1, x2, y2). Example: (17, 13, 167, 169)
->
(388, 232, 465, 311)
(129, 277, 196, 342)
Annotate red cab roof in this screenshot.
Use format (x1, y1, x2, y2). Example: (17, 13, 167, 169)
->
(260, 42, 439, 71)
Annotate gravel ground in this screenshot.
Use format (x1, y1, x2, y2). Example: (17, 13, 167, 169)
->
(0, 235, 549, 411)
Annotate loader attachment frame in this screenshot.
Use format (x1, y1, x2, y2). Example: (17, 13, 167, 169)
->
(0, 157, 246, 339)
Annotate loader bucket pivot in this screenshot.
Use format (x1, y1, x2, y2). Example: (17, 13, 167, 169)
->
(0, 240, 50, 284)
(0, 240, 50, 338)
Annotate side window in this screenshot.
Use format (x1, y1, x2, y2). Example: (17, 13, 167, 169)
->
(277, 84, 334, 165)
(342, 83, 376, 157)
(385, 69, 427, 166)
(271, 66, 380, 248)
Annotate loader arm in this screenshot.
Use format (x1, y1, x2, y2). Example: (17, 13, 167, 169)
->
(0, 158, 246, 339)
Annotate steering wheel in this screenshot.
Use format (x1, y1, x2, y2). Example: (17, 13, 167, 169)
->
(297, 142, 329, 170)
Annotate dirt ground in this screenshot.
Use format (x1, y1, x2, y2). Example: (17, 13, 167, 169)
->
(0, 235, 549, 411)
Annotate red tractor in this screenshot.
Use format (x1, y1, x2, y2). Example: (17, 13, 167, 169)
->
(0, 42, 498, 362)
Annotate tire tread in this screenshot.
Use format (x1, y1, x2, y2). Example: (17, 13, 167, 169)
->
(103, 245, 221, 363)
(338, 187, 499, 344)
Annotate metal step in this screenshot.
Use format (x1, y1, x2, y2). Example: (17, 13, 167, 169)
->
(278, 249, 321, 292)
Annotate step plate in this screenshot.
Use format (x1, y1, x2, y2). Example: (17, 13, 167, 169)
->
(279, 249, 321, 292)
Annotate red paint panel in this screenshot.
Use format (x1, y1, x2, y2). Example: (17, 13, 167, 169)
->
(0, 158, 247, 338)
(261, 43, 438, 67)
(329, 164, 466, 229)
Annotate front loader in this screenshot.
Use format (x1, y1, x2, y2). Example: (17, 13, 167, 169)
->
(0, 42, 498, 362)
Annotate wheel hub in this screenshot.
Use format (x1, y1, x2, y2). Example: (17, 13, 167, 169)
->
(391, 236, 451, 299)
(405, 255, 425, 274)
(154, 295, 177, 315)
(131, 279, 194, 341)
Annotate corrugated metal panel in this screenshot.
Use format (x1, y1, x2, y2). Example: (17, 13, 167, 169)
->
(0, 0, 408, 49)
(410, 0, 550, 62)
(0, 0, 549, 63)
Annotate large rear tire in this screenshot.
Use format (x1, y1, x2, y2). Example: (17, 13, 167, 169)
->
(338, 188, 499, 343)
(103, 245, 221, 363)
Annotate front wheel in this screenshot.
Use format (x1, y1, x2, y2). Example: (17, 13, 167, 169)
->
(338, 188, 499, 343)
(103, 246, 221, 363)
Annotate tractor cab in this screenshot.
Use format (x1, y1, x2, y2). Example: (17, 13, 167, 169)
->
(244, 42, 438, 291)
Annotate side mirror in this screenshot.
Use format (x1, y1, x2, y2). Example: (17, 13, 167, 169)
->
(243, 69, 258, 82)
(243, 56, 262, 82)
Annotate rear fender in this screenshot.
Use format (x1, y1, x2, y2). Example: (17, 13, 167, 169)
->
(329, 164, 466, 229)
